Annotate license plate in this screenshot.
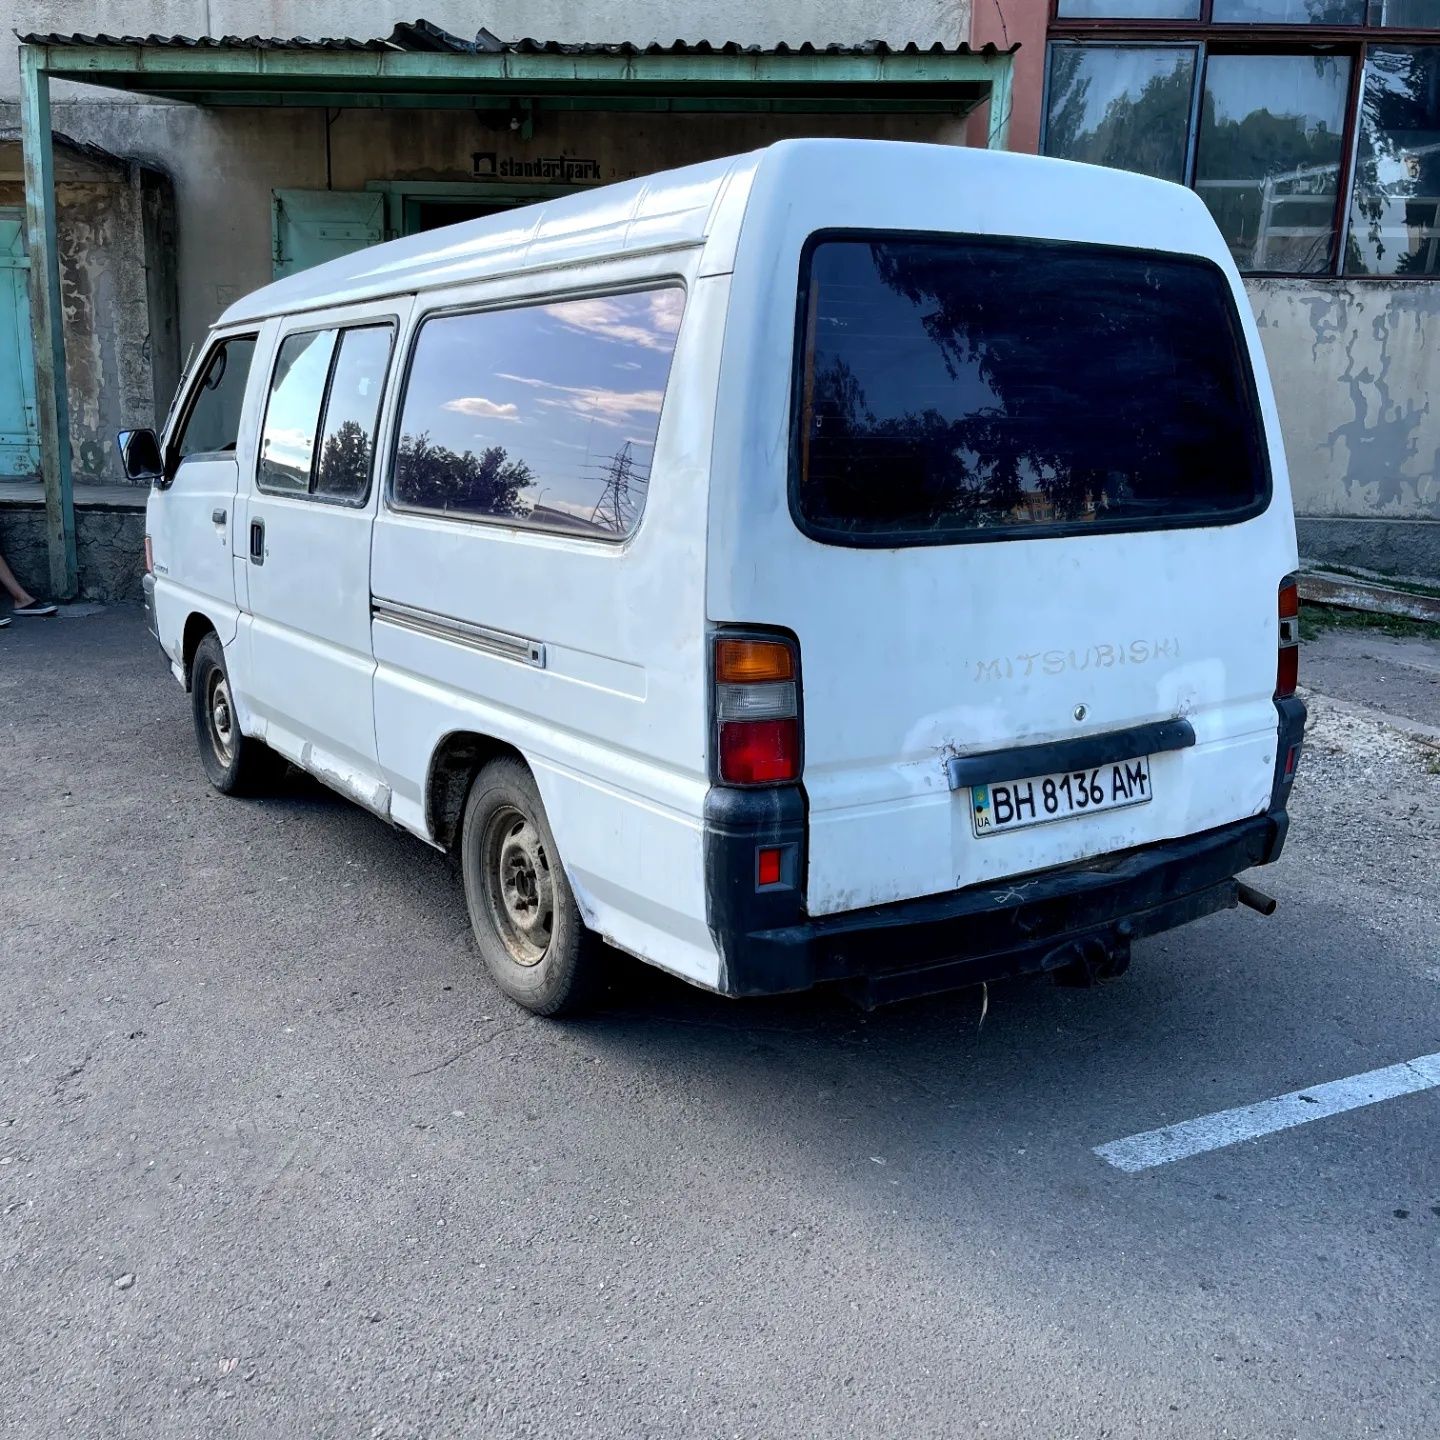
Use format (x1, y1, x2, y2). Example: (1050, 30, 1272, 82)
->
(971, 757, 1153, 837)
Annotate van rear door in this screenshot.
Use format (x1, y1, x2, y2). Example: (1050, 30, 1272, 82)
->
(785, 234, 1288, 916)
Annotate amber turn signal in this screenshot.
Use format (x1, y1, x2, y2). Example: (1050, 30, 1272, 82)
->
(715, 638, 794, 685)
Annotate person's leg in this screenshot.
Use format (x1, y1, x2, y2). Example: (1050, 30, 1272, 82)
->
(0, 548, 35, 607)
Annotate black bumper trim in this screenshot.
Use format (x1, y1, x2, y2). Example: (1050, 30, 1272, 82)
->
(945, 717, 1195, 790)
(709, 810, 1287, 1001)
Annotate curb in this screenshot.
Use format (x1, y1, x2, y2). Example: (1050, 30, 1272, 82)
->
(1299, 571, 1440, 625)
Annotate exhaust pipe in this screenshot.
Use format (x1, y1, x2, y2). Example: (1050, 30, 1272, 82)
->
(1237, 882, 1278, 917)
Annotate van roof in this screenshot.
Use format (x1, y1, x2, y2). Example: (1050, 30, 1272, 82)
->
(217, 139, 1206, 327)
(217, 147, 760, 326)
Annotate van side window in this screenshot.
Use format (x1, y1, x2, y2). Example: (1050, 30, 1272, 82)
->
(392, 288, 684, 538)
(258, 330, 336, 495)
(315, 327, 393, 502)
(174, 336, 257, 460)
(258, 324, 395, 502)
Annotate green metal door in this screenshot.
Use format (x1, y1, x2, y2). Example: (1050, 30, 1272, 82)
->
(271, 190, 385, 278)
(0, 210, 40, 477)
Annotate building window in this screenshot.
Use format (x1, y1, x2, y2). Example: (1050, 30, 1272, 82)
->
(1045, 45, 1198, 181)
(1056, 2, 1202, 16)
(1043, 3, 1440, 276)
(1210, 0, 1366, 22)
(1194, 53, 1351, 273)
(1347, 46, 1440, 274)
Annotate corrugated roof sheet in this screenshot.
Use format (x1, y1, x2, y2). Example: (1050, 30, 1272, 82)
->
(20, 19, 1012, 58)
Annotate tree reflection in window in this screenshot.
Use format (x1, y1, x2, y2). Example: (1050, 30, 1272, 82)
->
(797, 238, 1266, 543)
(313, 326, 393, 501)
(395, 433, 536, 517)
(1347, 47, 1440, 277)
(1044, 46, 1197, 183)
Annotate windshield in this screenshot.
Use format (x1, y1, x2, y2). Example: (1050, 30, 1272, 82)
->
(793, 234, 1269, 545)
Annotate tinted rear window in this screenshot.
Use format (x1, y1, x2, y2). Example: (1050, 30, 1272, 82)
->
(793, 235, 1269, 545)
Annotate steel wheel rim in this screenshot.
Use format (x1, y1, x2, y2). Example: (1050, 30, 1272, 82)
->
(481, 805, 554, 967)
(206, 670, 236, 766)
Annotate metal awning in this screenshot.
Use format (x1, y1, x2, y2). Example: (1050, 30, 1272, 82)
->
(17, 21, 1016, 594)
(23, 23, 1013, 116)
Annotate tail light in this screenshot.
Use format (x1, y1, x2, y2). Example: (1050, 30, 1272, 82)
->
(1276, 576, 1299, 699)
(714, 634, 800, 786)
(144, 535, 154, 575)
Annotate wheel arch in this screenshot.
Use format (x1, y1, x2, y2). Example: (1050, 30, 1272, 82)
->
(425, 731, 528, 853)
(181, 612, 220, 690)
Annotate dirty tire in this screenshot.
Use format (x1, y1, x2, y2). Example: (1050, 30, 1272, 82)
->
(460, 757, 602, 1016)
(190, 632, 277, 795)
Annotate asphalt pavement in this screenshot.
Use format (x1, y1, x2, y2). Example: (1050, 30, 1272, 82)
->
(2, 607, 1437, 1439)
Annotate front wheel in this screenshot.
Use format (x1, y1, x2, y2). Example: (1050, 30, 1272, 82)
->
(459, 757, 602, 1015)
(189, 632, 276, 795)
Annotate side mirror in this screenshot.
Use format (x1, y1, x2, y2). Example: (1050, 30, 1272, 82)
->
(117, 428, 165, 483)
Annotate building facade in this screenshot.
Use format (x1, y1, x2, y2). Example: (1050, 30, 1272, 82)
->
(985, 0, 1440, 581)
(1, 1, 1436, 596)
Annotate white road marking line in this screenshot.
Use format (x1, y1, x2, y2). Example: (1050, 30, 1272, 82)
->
(1095, 1051, 1440, 1173)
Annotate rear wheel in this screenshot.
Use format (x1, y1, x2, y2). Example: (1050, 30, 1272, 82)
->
(459, 757, 601, 1015)
(190, 632, 276, 795)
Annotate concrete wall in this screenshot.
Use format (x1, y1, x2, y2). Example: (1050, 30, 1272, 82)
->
(0, 140, 175, 478)
(1, 502, 145, 602)
(1247, 279, 1440, 579)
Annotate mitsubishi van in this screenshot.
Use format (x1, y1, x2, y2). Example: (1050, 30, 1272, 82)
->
(127, 139, 1305, 1015)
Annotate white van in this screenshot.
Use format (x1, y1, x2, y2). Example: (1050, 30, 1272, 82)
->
(128, 139, 1305, 1015)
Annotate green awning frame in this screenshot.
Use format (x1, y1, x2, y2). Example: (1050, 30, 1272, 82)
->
(18, 32, 1015, 595)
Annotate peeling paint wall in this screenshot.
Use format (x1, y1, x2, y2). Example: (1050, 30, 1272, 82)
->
(1247, 279, 1440, 525)
(0, 146, 178, 479)
(54, 181, 156, 477)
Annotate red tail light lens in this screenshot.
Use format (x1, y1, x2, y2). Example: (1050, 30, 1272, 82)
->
(1276, 577, 1299, 699)
(719, 718, 799, 785)
(1276, 644, 1299, 699)
(714, 633, 800, 785)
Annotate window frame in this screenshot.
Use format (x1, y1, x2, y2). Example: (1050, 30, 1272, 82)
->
(384, 280, 687, 545)
(166, 331, 260, 474)
(255, 318, 399, 507)
(786, 228, 1274, 551)
(1045, 4, 1440, 278)
(1050, 0, 1438, 33)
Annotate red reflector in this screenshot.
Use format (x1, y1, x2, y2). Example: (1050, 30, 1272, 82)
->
(719, 718, 798, 785)
(1279, 580, 1299, 619)
(1276, 643, 1299, 699)
(1284, 744, 1300, 779)
(757, 847, 783, 887)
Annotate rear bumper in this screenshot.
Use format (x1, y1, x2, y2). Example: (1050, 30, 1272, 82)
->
(705, 699, 1305, 1003)
(713, 810, 1286, 1003)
